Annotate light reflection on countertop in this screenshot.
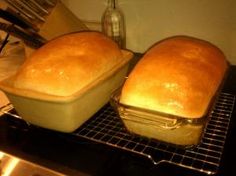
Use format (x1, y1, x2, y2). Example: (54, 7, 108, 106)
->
(0, 151, 65, 176)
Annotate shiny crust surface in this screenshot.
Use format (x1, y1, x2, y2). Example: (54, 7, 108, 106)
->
(120, 36, 228, 118)
(13, 32, 123, 96)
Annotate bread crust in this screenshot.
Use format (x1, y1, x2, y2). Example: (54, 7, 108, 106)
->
(120, 36, 228, 118)
(13, 32, 123, 96)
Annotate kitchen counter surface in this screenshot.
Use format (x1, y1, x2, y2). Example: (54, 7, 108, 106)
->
(0, 52, 235, 176)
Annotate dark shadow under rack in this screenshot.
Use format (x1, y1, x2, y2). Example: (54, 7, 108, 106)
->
(72, 92, 235, 175)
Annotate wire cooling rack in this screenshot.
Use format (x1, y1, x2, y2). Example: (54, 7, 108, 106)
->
(73, 92, 235, 175)
(0, 92, 235, 175)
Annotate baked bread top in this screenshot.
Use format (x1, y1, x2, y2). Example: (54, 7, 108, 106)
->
(120, 36, 228, 118)
(13, 32, 123, 96)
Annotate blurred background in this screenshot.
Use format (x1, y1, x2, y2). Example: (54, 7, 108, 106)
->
(62, 0, 236, 65)
(0, 0, 235, 64)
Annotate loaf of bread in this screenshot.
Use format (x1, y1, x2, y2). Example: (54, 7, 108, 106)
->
(118, 35, 228, 146)
(13, 31, 123, 96)
(120, 36, 228, 119)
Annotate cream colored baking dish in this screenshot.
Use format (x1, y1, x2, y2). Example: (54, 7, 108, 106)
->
(0, 50, 133, 133)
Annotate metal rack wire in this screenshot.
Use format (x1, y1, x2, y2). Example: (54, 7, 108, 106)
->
(73, 92, 235, 175)
(0, 92, 235, 175)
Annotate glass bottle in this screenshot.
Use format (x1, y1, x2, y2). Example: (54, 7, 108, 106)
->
(101, 0, 126, 48)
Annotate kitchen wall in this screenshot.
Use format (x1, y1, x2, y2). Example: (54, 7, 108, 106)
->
(62, 0, 236, 65)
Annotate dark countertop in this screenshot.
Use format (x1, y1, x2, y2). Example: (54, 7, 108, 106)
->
(0, 58, 235, 176)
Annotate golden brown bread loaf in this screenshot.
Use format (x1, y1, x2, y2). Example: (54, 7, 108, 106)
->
(13, 31, 123, 96)
(120, 36, 228, 119)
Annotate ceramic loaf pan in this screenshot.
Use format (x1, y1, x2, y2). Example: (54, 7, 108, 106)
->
(0, 50, 133, 132)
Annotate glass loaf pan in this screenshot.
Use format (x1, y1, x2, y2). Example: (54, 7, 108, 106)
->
(110, 89, 212, 147)
(0, 50, 133, 133)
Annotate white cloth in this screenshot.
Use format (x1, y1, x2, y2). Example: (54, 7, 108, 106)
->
(0, 42, 26, 115)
